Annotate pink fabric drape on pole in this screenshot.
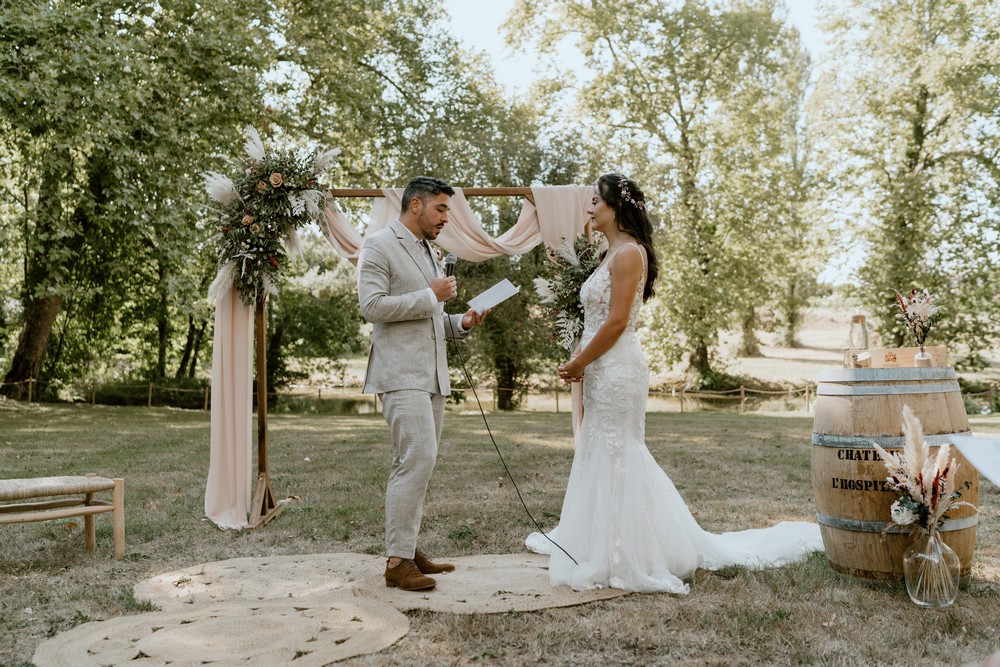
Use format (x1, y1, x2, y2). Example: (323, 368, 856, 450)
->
(319, 185, 593, 264)
(204, 287, 253, 529)
(206, 185, 593, 529)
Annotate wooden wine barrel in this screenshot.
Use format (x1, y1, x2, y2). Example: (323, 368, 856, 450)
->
(811, 367, 979, 581)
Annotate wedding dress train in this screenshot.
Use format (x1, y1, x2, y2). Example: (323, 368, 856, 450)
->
(526, 248, 823, 593)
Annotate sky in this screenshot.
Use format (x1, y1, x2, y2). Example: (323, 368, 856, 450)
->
(443, 0, 829, 94)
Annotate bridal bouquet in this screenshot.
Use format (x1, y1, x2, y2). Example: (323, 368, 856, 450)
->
(533, 234, 603, 351)
(894, 288, 940, 346)
(870, 405, 973, 533)
(205, 126, 340, 306)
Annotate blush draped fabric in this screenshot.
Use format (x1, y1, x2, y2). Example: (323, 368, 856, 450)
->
(204, 286, 254, 529)
(318, 185, 592, 264)
(205, 186, 593, 529)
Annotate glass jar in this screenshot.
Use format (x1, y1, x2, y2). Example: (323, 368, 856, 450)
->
(903, 528, 960, 608)
(914, 344, 933, 367)
(846, 315, 870, 368)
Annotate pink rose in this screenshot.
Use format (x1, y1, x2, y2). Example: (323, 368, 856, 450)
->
(241, 214, 253, 226)
(269, 172, 283, 187)
(257, 180, 268, 192)
(249, 223, 261, 234)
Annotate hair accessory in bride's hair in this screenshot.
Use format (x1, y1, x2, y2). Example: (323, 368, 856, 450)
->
(619, 178, 645, 210)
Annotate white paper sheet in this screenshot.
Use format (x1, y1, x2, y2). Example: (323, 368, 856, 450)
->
(950, 435, 1000, 488)
(467, 278, 520, 314)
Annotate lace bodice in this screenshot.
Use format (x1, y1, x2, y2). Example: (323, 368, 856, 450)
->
(580, 245, 645, 343)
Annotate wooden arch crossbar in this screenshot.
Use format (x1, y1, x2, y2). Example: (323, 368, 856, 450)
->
(328, 187, 535, 204)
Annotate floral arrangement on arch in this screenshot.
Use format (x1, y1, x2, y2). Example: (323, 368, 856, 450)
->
(871, 404, 973, 533)
(894, 288, 941, 347)
(205, 126, 340, 306)
(533, 234, 604, 351)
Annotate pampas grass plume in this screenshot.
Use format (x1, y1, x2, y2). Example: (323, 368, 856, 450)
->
(243, 126, 266, 162)
(204, 172, 241, 205)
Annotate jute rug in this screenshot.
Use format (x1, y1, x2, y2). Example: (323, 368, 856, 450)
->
(352, 553, 630, 613)
(133, 552, 382, 609)
(32, 597, 409, 667)
(134, 552, 628, 615)
(37, 552, 628, 665)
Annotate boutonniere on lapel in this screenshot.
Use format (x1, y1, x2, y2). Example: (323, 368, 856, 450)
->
(431, 244, 444, 271)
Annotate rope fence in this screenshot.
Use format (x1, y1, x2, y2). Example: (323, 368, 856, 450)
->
(4, 378, 1000, 415)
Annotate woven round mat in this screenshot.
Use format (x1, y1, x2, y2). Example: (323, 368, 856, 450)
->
(134, 552, 382, 609)
(353, 553, 629, 613)
(32, 598, 408, 667)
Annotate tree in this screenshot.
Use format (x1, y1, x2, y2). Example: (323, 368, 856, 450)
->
(264, 232, 366, 393)
(507, 0, 814, 384)
(809, 0, 1000, 362)
(0, 0, 273, 396)
(1, 0, 534, 394)
(385, 49, 590, 409)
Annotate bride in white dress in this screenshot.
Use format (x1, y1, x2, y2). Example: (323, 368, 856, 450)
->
(525, 174, 823, 594)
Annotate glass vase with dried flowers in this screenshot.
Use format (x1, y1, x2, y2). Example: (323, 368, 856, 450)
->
(872, 405, 975, 607)
(894, 289, 940, 367)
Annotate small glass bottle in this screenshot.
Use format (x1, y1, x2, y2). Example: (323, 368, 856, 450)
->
(846, 315, 870, 368)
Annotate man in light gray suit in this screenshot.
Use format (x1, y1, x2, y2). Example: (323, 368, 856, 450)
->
(358, 176, 487, 592)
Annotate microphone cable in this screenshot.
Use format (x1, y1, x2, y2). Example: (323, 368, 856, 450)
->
(442, 262, 577, 566)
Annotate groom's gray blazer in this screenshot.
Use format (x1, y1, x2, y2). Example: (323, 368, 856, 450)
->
(358, 219, 467, 396)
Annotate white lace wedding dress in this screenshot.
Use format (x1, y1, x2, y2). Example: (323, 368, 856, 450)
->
(526, 248, 823, 593)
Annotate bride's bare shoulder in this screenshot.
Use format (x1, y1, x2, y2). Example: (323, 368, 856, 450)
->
(610, 243, 644, 271)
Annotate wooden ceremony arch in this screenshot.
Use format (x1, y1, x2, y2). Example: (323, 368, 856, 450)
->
(244, 185, 591, 529)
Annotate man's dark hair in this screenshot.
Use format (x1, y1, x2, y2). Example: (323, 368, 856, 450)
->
(400, 176, 455, 213)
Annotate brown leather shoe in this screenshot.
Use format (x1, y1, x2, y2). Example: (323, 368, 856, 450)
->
(385, 558, 436, 591)
(413, 549, 455, 574)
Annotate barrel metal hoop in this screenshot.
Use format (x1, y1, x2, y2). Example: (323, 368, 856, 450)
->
(817, 382, 960, 397)
(815, 510, 978, 533)
(811, 432, 968, 448)
(817, 368, 957, 382)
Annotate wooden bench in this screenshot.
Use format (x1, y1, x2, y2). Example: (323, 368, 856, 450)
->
(0, 475, 124, 559)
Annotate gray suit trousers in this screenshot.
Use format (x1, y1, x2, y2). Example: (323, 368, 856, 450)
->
(380, 389, 445, 559)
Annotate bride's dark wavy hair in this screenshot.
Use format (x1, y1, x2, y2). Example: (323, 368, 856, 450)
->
(596, 173, 659, 302)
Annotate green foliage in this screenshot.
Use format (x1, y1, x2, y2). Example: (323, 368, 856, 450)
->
(810, 0, 1000, 358)
(265, 235, 365, 390)
(0, 0, 275, 386)
(3, 0, 562, 389)
(534, 235, 603, 351)
(509, 0, 815, 377)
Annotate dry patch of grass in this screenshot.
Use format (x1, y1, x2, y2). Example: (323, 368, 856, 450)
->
(1, 405, 998, 666)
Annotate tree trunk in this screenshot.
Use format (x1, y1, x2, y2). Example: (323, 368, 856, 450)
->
(1, 294, 63, 398)
(495, 355, 516, 411)
(737, 307, 762, 357)
(688, 343, 712, 378)
(188, 321, 207, 378)
(3, 152, 108, 397)
(780, 279, 801, 348)
(176, 315, 196, 379)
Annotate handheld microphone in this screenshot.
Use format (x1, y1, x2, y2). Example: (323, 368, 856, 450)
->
(444, 254, 457, 277)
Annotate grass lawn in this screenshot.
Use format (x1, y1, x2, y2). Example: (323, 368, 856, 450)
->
(1, 402, 998, 666)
